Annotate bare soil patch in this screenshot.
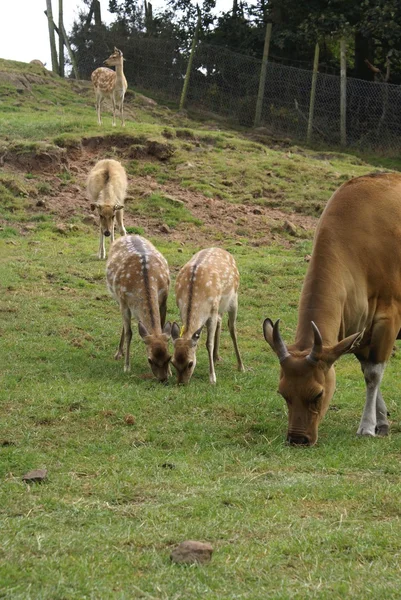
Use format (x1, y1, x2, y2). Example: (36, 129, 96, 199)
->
(2, 136, 317, 247)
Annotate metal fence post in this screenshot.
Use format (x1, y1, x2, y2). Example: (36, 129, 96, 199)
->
(307, 43, 319, 144)
(340, 38, 347, 146)
(179, 7, 201, 111)
(254, 21, 272, 128)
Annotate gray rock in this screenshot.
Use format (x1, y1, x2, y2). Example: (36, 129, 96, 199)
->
(22, 469, 47, 483)
(170, 540, 213, 565)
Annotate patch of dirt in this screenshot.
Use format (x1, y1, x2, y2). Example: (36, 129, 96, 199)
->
(1, 139, 317, 248)
(1, 145, 68, 173)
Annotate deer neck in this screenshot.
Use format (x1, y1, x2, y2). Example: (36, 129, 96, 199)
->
(294, 259, 344, 351)
(114, 61, 125, 87)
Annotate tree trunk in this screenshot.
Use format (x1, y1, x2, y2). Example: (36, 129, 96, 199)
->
(58, 0, 65, 77)
(46, 0, 59, 74)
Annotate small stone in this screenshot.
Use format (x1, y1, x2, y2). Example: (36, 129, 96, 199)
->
(283, 220, 297, 236)
(304, 254, 312, 262)
(235, 241, 243, 246)
(83, 214, 97, 225)
(124, 414, 136, 425)
(161, 462, 175, 469)
(170, 540, 213, 565)
(177, 247, 183, 253)
(253, 208, 262, 215)
(160, 224, 170, 234)
(55, 223, 67, 234)
(22, 468, 47, 483)
(36, 199, 46, 207)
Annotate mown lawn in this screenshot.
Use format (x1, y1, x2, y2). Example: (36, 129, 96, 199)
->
(1, 58, 401, 599)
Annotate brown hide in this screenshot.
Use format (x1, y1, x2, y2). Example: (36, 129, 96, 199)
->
(264, 173, 401, 445)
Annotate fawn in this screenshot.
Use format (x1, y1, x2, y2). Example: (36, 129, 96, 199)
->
(91, 47, 128, 126)
(106, 235, 172, 382)
(171, 247, 244, 384)
(86, 159, 127, 259)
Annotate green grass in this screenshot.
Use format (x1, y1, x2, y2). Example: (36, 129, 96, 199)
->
(1, 58, 401, 599)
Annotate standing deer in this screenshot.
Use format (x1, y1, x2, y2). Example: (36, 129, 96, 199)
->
(91, 47, 128, 127)
(171, 248, 244, 384)
(86, 158, 127, 260)
(106, 235, 172, 382)
(263, 172, 401, 446)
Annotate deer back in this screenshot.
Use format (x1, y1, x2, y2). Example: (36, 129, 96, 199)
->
(106, 235, 170, 332)
(175, 247, 239, 336)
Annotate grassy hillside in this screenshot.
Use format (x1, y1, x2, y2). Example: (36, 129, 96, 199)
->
(1, 59, 401, 599)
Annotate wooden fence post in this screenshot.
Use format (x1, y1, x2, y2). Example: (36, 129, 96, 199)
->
(254, 21, 272, 128)
(46, 0, 59, 74)
(340, 38, 347, 146)
(307, 43, 319, 144)
(179, 6, 201, 111)
(58, 0, 65, 77)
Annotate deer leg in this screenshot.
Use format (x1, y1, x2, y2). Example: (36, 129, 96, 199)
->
(95, 93, 102, 125)
(121, 307, 132, 373)
(213, 316, 222, 363)
(357, 362, 386, 436)
(159, 296, 167, 328)
(115, 209, 126, 236)
(98, 228, 106, 260)
(115, 327, 125, 360)
(111, 97, 116, 127)
(376, 390, 390, 436)
(228, 298, 245, 372)
(206, 315, 218, 384)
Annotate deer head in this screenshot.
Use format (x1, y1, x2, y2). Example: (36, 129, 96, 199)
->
(138, 321, 172, 382)
(263, 318, 364, 445)
(91, 203, 123, 237)
(171, 322, 203, 384)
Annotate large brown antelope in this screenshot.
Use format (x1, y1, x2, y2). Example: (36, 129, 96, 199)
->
(106, 235, 172, 382)
(263, 172, 401, 446)
(171, 248, 244, 384)
(87, 159, 127, 259)
(91, 47, 128, 127)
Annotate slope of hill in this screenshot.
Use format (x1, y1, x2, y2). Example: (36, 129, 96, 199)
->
(1, 59, 401, 600)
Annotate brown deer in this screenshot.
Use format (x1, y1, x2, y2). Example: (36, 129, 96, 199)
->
(86, 159, 127, 260)
(171, 248, 244, 384)
(263, 172, 401, 446)
(91, 47, 128, 127)
(106, 235, 172, 382)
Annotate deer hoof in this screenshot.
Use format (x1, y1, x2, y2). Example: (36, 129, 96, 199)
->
(375, 424, 389, 437)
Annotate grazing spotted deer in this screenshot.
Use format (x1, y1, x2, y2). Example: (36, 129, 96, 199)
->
(86, 159, 127, 260)
(91, 47, 128, 127)
(171, 248, 244, 384)
(106, 235, 172, 382)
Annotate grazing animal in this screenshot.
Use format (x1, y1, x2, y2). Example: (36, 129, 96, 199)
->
(171, 248, 244, 384)
(30, 59, 46, 68)
(86, 159, 127, 259)
(263, 172, 401, 446)
(91, 47, 128, 126)
(106, 235, 172, 381)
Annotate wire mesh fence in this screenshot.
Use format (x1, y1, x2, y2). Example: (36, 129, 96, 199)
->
(81, 36, 401, 153)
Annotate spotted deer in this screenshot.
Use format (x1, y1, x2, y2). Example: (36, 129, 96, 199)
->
(86, 159, 127, 260)
(106, 235, 172, 382)
(263, 172, 401, 446)
(171, 248, 244, 384)
(91, 47, 128, 127)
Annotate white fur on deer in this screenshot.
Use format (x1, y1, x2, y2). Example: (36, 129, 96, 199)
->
(86, 159, 127, 259)
(91, 47, 128, 126)
(106, 235, 172, 382)
(171, 247, 244, 384)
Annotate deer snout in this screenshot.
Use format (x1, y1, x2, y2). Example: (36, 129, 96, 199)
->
(104, 230, 111, 237)
(287, 434, 311, 446)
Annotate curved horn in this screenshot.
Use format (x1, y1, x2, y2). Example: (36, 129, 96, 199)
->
(306, 321, 323, 364)
(273, 319, 290, 363)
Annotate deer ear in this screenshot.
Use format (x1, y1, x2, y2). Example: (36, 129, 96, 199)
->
(114, 203, 124, 211)
(171, 322, 180, 341)
(138, 321, 149, 339)
(163, 321, 172, 338)
(90, 203, 99, 212)
(191, 326, 203, 346)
